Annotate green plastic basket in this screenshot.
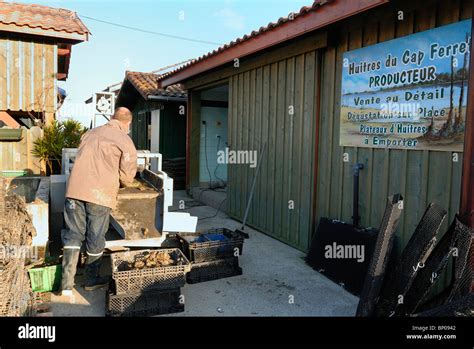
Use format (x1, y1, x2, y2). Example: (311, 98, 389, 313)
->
(1, 170, 27, 178)
(28, 264, 62, 292)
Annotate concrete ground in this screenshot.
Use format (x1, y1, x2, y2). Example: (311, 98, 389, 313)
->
(49, 190, 358, 316)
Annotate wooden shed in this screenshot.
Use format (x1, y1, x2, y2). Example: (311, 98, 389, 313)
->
(115, 71, 188, 188)
(0, 2, 89, 174)
(158, 0, 474, 262)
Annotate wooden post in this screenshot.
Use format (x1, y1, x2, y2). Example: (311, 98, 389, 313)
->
(459, 16, 474, 293)
(186, 92, 191, 190)
(0, 177, 4, 235)
(460, 14, 474, 227)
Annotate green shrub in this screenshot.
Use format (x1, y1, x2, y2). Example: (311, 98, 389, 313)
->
(32, 119, 87, 175)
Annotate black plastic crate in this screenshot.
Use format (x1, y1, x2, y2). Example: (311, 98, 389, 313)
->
(110, 248, 191, 295)
(106, 283, 184, 317)
(187, 257, 242, 284)
(177, 228, 245, 263)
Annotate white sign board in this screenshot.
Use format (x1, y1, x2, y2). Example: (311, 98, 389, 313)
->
(92, 92, 115, 127)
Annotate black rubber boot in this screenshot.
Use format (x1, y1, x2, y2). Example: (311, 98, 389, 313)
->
(84, 256, 110, 291)
(60, 248, 80, 295)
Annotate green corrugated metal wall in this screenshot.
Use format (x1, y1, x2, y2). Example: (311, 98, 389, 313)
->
(159, 103, 186, 159)
(227, 51, 319, 251)
(316, 0, 471, 257)
(131, 106, 148, 150)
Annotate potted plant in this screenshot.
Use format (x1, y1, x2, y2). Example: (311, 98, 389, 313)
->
(32, 119, 87, 175)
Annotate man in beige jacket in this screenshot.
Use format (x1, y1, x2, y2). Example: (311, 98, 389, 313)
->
(60, 107, 137, 295)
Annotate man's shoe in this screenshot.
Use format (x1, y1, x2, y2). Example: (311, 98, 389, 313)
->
(84, 258, 110, 291)
(84, 275, 110, 291)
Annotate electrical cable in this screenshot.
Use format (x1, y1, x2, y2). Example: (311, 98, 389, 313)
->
(168, 201, 206, 212)
(198, 188, 214, 202)
(202, 122, 213, 188)
(80, 14, 223, 46)
(199, 198, 227, 220)
(213, 135, 226, 187)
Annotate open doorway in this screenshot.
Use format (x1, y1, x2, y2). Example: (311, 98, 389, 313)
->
(199, 84, 229, 189)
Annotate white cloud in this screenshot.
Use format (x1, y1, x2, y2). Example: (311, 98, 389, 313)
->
(213, 8, 245, 31)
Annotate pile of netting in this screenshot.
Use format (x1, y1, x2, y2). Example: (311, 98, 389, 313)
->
(0, 178, 36, 316)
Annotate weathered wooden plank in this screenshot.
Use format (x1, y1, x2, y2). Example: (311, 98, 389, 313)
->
(460, 0, 473, 19)
(419, 150, 430, 212)
(391, 9, 414, 246)
(273, 60, 286, 239)
(236, 74, 244, 217)
(414, 3, 436, 32)
(403, 151, 425, 242)
(341, 25, 362, 223)
(283, 57, 295, 242)
(437, 0, 461, 26)
(369, 15, 395, 226)
(241, 71, 250, 218)
(44, 44, 55, 115)
(253, 67, 263, 226)
(315, 49, 334, 220)
(247, 69, 256, 225)
(402, 4, 437, 240)
(227, 77, 234, 215)
(450, 152, 463, 220)
(299, 51, 316, 249)
(18, 129, 28, 171)
(10, 40, 19, 111)
(432, 0, 459, 290)
(0, 39, 6, 110)
(230, 76, 238, 216)
(260, 65, 270, 229)
(190, 91, 201, 188)
(23, 40, 32, 111)
(33, 42, 43, 111)
(266, 62, 278, 234)
(360, 20, 378, 227)
(231, 76, 238, 216)
(449, 0, 465, 229)
(429, 0, 462, 241)
(3, 141, 12, 171)
(329, 30, 347, 219)
(291, 54, 304, 245)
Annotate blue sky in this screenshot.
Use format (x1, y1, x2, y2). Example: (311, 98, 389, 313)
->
(15, 0, 311, 125)
(342, 19, 472, 95)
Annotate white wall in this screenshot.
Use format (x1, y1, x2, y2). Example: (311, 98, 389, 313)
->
(199, 106, 228, 185)
(150, 109, 160, 172)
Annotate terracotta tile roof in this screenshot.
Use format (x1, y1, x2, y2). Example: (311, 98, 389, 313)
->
(126, 71, 186, 99)
(0, 2, 90, 38)
(158, 0, 329, 82)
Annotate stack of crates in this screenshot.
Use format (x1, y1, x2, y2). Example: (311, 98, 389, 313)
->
(106, 248, 190, 316)
(177, 228, 246, 284)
